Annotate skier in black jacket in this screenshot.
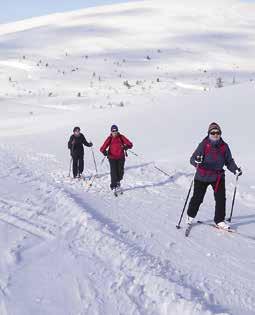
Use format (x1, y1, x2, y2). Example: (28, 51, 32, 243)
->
(68, 127, 93, 178)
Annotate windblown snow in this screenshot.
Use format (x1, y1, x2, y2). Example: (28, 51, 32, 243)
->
(0, 0, 255, 314)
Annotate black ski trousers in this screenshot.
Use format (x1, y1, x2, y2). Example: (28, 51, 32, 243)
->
(187, 178, 226, 224)
(72, 154, 84, 177)
(109, 158, 125, 189)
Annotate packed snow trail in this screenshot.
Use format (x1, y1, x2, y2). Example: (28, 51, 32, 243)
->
(0, 143, 255, 314)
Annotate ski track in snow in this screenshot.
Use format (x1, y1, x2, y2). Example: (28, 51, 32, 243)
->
(0, 144, 255, 314)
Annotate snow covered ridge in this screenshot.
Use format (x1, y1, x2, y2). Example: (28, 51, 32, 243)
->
(0, 0, 255, 101)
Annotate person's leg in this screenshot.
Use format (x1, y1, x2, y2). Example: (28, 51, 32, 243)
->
(117, 158, 125, 184)
(212, 177, 226, 224)
(187, 180, 208, 218)
(78, 154, 84, 176)
(109, 159, 118, 189)
(72, 155, 78, 178)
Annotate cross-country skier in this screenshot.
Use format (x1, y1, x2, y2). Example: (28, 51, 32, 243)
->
(100, 125, 133, 192)
(68, 127, 93, 178)
(186, 122, 242, 230)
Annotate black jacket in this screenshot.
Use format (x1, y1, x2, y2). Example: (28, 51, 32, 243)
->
(68, 133, 92, 156)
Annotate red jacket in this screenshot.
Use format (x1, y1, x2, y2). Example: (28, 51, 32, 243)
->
(100, 133, 133, 160)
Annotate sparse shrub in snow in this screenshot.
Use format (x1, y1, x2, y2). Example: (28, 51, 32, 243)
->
(119, 101, 124, 107)
(77, 92, 81, 97)
(48, 92, 53, 97)
(123, 80, 132, 89)
(216, 77, 223, 88)
(157, 78, 160, 82)
(146, 56, 151, 60)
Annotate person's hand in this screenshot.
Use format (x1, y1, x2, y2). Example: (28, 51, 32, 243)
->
(235, 168, 242, 177)
(123, 144, 129, 151)
(195, 155, 203, 164)
(103, 150, 108, 156)
(89, 142, 93, 147)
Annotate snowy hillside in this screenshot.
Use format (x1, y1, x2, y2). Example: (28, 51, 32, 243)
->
(0, 0, 255, 314)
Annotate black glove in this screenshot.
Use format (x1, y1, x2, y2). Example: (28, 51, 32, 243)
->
(195, 155, 203, 164)
(103, 150, 108, 156)
(89, 142, 93, 147)
(123, 144, 129, 151)
(235, 167, 242, 177)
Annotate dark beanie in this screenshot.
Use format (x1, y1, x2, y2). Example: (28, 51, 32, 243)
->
(111, 124, 118, 132)
(73, 126, 80, 132)
(208, 122, 221, 134)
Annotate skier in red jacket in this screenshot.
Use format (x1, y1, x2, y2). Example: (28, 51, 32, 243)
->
(100, 125, 133, 191)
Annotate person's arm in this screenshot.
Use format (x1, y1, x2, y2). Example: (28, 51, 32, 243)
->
(121, 135, 133, 150)
(225, 144, 239, 174)
(190, 142, 204, 167)
(82, 134, 93, 147)
(68, 135, 74, 150)
(100, 136, 111, 155)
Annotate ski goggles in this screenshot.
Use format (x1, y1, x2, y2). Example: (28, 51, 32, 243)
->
(210, 131, 221, 135)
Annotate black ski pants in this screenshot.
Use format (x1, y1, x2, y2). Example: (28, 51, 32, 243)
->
(72, 153, 84, 177)
(187, 178, 226, 224)
(109, 158, 125, 189)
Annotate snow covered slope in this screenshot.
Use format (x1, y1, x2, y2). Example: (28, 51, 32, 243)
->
(0, 0, 255, 314)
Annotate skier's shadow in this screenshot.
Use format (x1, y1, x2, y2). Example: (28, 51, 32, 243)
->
(228, 214, 255, 228)
(123, 171, 193, 192)
(94, 162, 155, 179)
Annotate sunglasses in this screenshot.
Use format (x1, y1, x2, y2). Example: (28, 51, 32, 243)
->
(210, 131, 221, 136)
(111, 130, 118, 133)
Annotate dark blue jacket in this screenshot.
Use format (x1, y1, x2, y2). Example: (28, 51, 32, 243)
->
(190, 137, 238, 182)
(68, 133, 91, 156)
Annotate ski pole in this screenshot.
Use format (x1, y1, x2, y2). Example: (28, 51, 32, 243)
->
(90, 146, 98, 175)
(129, 149, 139, 157)
(176, 165, 198, 229)
(100, 156, 106, 166)
(154, 165, 173, 178)
(68, 142, 74, 177)
(227, 175, 239, 222)
(129, 150, 173, 178)
(68, 157, 73, 177)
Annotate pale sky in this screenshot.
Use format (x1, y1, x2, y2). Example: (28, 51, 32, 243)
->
(0, 0, 139, 23)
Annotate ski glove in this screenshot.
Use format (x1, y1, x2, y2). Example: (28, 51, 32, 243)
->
(195, 155, 204, 164)
(103, 150, 108, 157)
(89, 142, 93, 147)
(235, 168, 242, 177)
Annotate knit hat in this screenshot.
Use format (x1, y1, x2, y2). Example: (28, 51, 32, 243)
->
(111, 124, 118, 132)
(73, 126, 80, 132)
(208, 122, 221, 134)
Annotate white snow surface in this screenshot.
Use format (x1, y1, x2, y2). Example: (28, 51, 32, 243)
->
(0, 0, 255, 314)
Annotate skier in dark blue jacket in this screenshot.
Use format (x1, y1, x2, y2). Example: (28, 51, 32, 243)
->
(186, 122, 242, 230)
(68, 127, 93, 178)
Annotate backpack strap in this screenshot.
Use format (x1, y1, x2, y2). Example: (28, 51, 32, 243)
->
(203, 138, 226, 160)
(119, 134, 128, 157)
